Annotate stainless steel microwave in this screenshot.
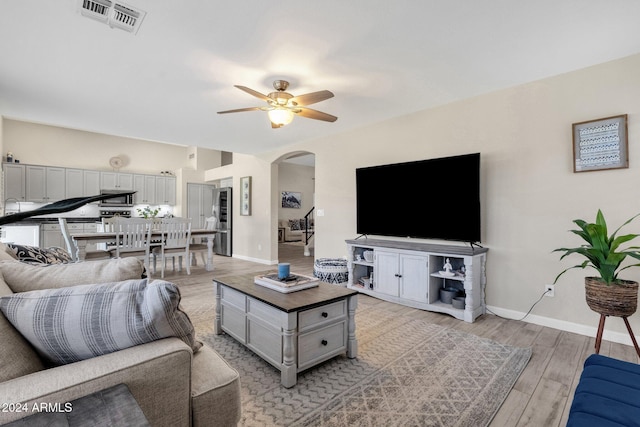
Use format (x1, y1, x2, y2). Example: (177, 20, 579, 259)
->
(99, 190, 134, 207)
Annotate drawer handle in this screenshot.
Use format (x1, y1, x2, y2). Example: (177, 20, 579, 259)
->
(321, 312, 328, 318)
(321, 339, 328, 346)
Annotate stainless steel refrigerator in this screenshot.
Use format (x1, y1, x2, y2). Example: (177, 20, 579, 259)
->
(213, 187, 231, 256)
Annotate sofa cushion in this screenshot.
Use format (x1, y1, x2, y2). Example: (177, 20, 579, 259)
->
(191, 345, 242, 426)
(0, 242, 17, 261)
(0, 272, 45, 382)
(0, 257, 145, 293)
(6, 244, 72, 265)
(0, 279, 202, 366)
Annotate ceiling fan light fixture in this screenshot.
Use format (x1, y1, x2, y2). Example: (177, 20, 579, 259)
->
(268, 108, 295, 126)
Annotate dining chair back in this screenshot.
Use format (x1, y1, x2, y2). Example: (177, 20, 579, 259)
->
(110, 218, 152, 272)
(58, 218, 110, 262)
(152, 217, 192, 278)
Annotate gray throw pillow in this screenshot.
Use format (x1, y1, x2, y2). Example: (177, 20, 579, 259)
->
(0, 279, 201, 366)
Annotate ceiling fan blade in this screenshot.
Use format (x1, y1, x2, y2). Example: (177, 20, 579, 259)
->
(290, 90, 334, 106)
(295, 107, 338, 122)
(234, 85, 271, 102)
(217, 107, 264, 114)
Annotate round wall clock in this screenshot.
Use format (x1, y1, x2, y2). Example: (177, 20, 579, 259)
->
(109, 156, 123, 170)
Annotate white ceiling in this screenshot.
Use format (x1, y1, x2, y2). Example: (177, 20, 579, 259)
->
(2, 1, 640, 155)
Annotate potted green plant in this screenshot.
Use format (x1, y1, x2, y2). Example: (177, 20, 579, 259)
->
(137, 206, 159, 219)
(554, 209, 640, 317)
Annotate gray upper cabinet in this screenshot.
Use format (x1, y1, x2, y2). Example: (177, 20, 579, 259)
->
(156, 176, 176, 205)
(3, 163, 176, 206)
(100, 172, 133, 190)
(66, 169, 101, 198)
(4, 163, 25, 201)
(26, 166, 65, 202)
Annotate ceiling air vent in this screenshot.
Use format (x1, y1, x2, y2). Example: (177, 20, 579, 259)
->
(78, 0, 146, 34)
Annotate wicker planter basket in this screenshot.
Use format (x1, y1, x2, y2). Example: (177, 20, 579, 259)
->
(585, 277, 639, 317)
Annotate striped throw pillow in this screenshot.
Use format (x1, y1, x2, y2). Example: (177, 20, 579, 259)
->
(0, 279, 201, 366)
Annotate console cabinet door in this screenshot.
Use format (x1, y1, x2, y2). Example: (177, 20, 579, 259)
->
(398, 254, 429, 302)
(373, 250, 400, 297)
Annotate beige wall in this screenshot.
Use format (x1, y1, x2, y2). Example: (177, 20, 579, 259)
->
(5, 52, 640, 344)
(244, 52, 640, 343)
(1, 119, 222, 215)
(278, 163, 315, 221)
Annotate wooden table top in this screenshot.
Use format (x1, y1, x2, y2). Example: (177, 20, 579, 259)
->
(214, 271, 358, 313)
(71, 228, 216, 241)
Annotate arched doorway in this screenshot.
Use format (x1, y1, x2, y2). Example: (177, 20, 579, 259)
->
(275, 152, 316, 265)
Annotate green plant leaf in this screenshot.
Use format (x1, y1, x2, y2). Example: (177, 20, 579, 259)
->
(553, 210, 640, 286)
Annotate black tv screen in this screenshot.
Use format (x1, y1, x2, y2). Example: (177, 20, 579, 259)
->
(356, 153, 481, 243)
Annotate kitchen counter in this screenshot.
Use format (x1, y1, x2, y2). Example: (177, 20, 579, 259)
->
(0, 217, 101, 225)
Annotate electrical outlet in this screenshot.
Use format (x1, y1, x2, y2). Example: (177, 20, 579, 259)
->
(544, 284, 555, 297)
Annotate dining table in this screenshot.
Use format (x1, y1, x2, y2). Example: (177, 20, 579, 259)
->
(70, 229, 218, 271)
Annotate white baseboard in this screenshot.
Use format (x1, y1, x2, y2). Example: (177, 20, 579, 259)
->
(231, 254, 277, 265)
(486, 305, 635, 347)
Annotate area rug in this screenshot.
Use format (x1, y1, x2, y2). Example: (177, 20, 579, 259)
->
(194, 297, 531, 427)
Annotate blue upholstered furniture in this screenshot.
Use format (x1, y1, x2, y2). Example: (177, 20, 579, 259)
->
(567, 354, 640, 426)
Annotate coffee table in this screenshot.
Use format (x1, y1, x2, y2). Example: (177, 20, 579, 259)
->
(214, 272, 358, 388)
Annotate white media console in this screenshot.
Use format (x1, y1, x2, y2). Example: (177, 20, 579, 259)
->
(346, 238, 488, 322)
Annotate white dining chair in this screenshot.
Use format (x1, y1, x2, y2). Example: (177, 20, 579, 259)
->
(108, 218, 153, 273)
(189, 216, 216, 266)
(152, 217, 192, 278)
(58, 218, 111, 262)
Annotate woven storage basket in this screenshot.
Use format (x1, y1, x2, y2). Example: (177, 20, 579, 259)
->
(585, 277, 639, 317)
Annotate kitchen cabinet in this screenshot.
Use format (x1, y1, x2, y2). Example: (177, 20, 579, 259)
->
(3, 163, 25, 201)
(83, 170, 101, 196)
(67, 169, 101, 198)
(101, 172, 133, 190)
(65, 169, 84, 198)
(133, 174, 157, 205)
(156, 176, 176, 205)
(41, 222, 99, 251)
(26, 166, 65, 202)
(4, 162, 177, 208)
(187, 183, 215, 228)
(42, 223, 65, 248)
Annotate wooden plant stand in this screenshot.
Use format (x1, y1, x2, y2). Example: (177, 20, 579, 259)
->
(595, 314, 640, 358)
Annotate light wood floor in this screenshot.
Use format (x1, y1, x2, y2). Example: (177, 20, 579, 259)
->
(166, 243, 638, 427)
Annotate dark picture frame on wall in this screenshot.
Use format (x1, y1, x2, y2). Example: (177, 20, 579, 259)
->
(240, 176, 251, 216)
(281, 191, 301, 209)
(572, 114, 628, 173)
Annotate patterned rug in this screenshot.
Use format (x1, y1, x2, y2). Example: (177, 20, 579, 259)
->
(187, 290, 531, 427)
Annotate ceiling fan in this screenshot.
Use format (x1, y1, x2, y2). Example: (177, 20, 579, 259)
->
(217, 80, 337, 128)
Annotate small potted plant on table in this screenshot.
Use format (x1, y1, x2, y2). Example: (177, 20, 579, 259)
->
(554, 209, 640, 356)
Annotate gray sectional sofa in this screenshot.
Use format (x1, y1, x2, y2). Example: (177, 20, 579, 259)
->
(0, 249, 240, 426)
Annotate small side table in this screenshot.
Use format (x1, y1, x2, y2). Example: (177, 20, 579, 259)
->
(278, 227, 285, 242)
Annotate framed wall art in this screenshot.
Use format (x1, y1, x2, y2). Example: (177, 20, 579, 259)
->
(572, 114, 628, 173)
(281, 191, 302, 209)
(240, 176, 251, 216)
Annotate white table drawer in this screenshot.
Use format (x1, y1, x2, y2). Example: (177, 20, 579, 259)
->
(299, 300, 346, 331)
(220, 285, 246, 311)
(248, 298, 282, 327)
(298, 321, 346, 369)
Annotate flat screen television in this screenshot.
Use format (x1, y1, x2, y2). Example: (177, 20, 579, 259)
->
(356, 153, 481, 243)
